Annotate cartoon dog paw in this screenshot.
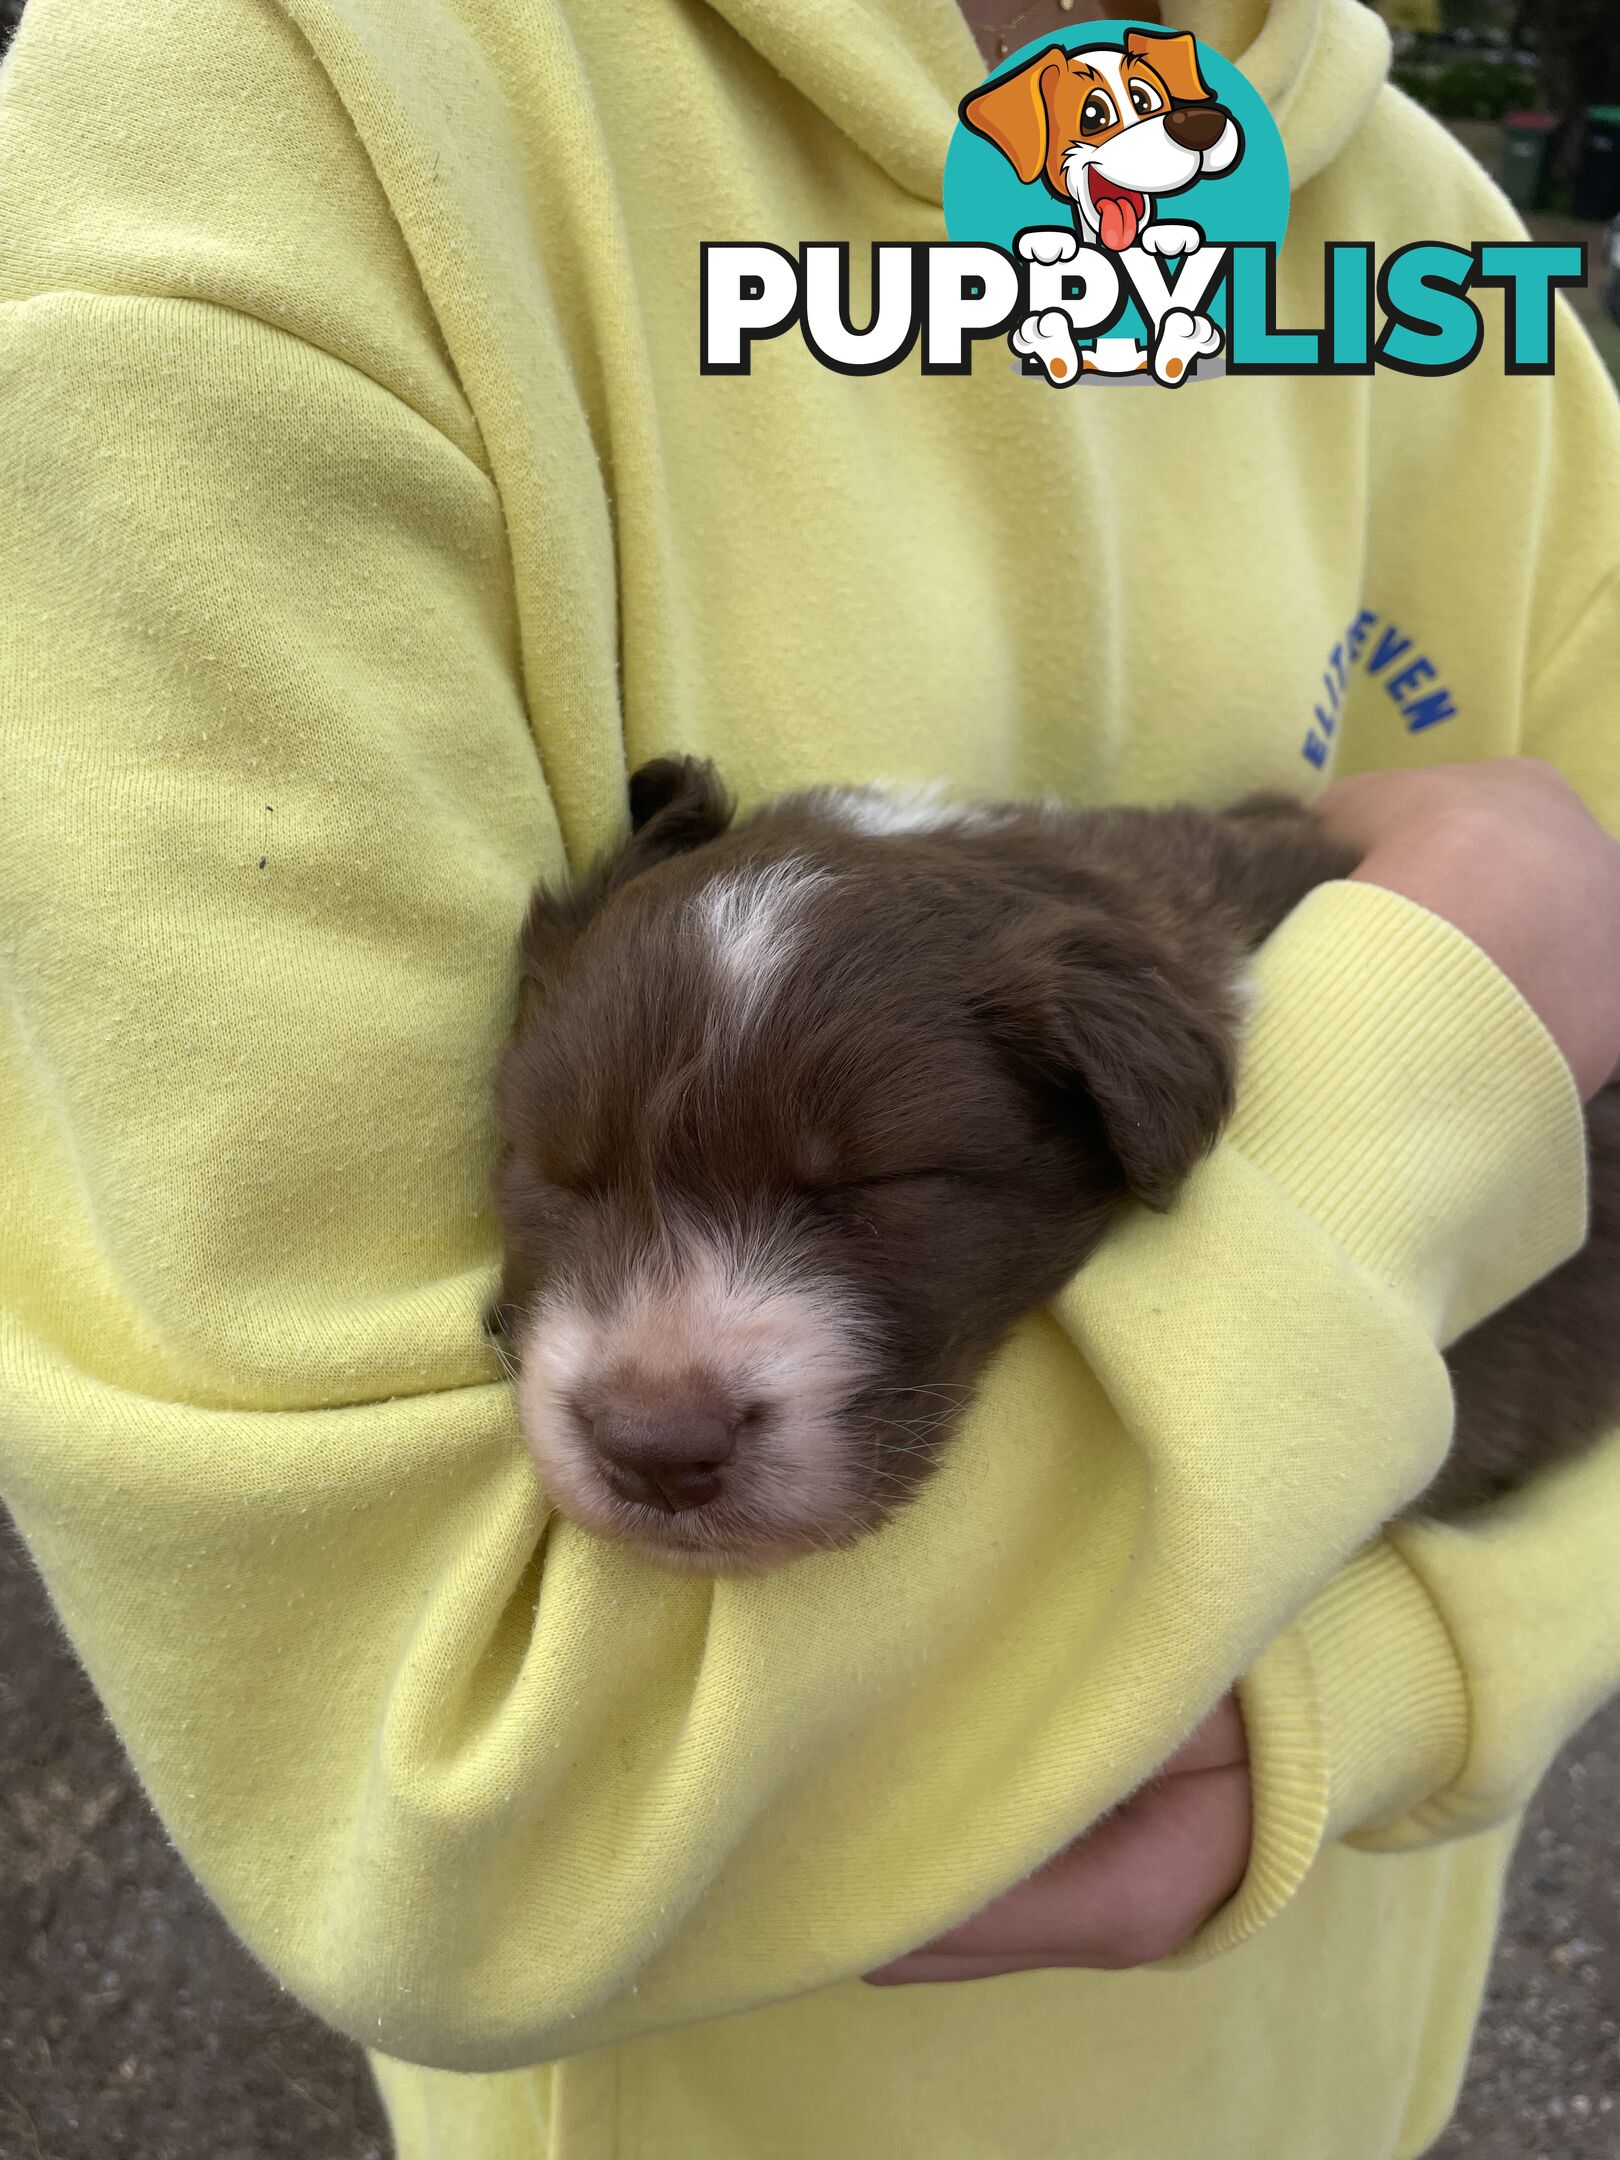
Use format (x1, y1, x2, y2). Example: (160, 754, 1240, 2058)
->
(1151, 306, 1222, 385)
(1011, 308, 1082, 385)
(1138, 221, 1205, 258)
(1016, 227, 1081, 266)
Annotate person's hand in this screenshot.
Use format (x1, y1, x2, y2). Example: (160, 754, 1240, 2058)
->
(861, 1693, 1250, 1985)
(1312, 758, 1620, 1102)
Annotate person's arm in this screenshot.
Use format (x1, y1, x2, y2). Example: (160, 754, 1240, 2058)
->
(865, 753, 1620, 1987)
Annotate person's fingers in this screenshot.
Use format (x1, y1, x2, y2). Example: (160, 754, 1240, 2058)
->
(860, 1694, 1253, 1986)
(865, 1947, 1172, 1982)
(917, 1764, 1248, 1959)
(1152, 1694, 1248, 1777)
(862, 1760, 1251, 1980)
(863, 1953, 1072, 1984)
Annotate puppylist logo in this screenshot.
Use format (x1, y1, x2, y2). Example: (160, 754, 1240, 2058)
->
(701, 20, 1585, 386)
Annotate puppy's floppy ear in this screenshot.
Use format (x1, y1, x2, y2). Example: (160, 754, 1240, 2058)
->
(510, 755, 736, 1025)
(625, 754, 735, 857)
(1125, 28, 1213, 105)
(979, 904, 1238, 1210)
(961, 46, 1066, 185)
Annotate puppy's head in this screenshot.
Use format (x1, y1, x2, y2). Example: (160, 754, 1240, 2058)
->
(487, 760, 1241, 1572)
(961, 32, 1243, 249)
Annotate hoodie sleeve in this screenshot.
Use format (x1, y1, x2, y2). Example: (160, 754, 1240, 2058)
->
(1174, 288, 1620, 1966)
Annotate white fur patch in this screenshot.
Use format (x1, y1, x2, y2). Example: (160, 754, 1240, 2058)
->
(695, 860, 832, 1028)
(515, 1231, 875, 1567)
(802, 781, 1011, 840)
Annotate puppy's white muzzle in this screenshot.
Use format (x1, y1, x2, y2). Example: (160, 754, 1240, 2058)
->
(513, 1234, 878, 1566)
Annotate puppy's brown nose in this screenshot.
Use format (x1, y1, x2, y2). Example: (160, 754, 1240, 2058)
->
(593, 1406, 737, 1513)
(1164, 104, 1226, 153)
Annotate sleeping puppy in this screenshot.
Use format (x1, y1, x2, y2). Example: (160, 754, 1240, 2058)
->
(486, 758, 1620, 1574)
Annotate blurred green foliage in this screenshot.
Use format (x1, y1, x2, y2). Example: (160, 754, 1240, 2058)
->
(1393, 57, 1539, 117)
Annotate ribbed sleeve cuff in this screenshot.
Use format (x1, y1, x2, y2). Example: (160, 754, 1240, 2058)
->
(1225, 880, 1588, 1344)
(1165, 1541, 1469, 1967)
(1161, 880, 1585, 1968)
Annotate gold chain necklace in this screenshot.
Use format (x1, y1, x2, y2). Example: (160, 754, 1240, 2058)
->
(975, 0, 1078, 61)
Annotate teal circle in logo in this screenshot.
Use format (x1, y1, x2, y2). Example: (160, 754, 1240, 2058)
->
(943, 20, 1289, 368)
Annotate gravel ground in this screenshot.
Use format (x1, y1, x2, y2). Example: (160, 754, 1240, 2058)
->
(3, 1511, 1618, 2160)
(0, 1518, 388, 2160)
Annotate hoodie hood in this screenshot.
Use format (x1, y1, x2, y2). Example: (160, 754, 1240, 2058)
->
(699, 0, 1391, 204)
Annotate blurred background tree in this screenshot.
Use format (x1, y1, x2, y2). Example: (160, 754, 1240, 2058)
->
(1509, 0, 1620, 125)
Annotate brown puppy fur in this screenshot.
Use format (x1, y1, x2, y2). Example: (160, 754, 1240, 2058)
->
(486, 758, 1620, 1569)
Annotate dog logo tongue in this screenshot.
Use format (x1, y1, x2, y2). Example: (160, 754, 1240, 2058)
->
(1090, 173, 1144, 252)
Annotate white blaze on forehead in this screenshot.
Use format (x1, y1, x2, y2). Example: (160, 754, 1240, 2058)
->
(513, 1232, 876, 1554)
(694, 858, 833, 1026)
(801, 780, 1014, 839)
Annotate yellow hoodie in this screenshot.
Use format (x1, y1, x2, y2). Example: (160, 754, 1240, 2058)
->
(2, 0, 1618, 2154)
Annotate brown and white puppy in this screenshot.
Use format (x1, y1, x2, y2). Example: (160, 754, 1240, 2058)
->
(486, 758, 1620, 1573)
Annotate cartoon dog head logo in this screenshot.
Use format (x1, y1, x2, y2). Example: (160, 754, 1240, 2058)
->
(943, 22, 1286, 387)
(962, 29, 1244, 255)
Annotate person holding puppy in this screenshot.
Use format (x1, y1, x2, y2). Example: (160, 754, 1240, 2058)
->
(1, 0, 1618, 2156)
